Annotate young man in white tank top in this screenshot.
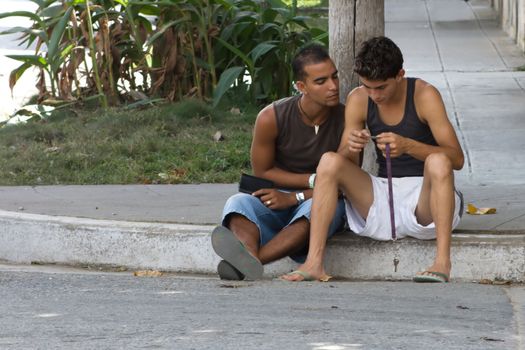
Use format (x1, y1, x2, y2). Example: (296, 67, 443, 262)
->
(282, 36, 464, 283)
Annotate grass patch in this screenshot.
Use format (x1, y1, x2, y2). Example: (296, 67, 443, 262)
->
(516, 64, 525, 71)
(0, 99, 257, 185)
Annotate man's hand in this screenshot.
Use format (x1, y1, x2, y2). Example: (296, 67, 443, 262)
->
(375, 132, 410, 158)
(347, 129, 372, 153)
(253, 188, 296, 210)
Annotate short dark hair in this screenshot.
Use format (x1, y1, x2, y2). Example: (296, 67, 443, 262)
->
(354, 36, 403, 81)
(292, 43, 330, 81)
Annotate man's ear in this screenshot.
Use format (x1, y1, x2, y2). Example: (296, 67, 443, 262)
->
(295, 80, 306, 94)
(396, 69, 405, 81)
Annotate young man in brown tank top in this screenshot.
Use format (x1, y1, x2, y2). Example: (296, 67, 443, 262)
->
(211, 44, 346, 280)
(282, 36, 465, 283)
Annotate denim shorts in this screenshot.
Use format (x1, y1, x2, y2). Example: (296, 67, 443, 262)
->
(221, 192, 345, 262)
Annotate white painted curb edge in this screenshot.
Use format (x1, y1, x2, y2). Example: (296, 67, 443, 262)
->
(0, 210, 523, 281)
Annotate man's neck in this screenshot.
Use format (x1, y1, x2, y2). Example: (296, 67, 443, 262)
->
(383, 78, 407, 107)
(299, 95, 329, 126)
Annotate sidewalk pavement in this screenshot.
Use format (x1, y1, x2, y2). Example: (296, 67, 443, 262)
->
(0, 0, 525, 282)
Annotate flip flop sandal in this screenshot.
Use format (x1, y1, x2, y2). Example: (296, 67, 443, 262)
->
(211, 226, 263, 280)
(282, 270, 332, 282)
(217, 260, 245, 281)
(413, 271, 449, 283)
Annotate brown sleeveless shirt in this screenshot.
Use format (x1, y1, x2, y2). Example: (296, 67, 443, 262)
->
(273, 95, 345, 174)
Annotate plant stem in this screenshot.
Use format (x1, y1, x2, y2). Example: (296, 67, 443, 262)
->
(85, 0, 108, 108)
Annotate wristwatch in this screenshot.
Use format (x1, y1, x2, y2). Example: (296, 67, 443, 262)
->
(295, 192, 305, 205)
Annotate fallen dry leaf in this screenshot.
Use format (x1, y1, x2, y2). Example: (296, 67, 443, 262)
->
(493, 279, 512, 285)
(478, 278, 512, 285)
(466, 203, 496, 215)
(319, 274, 333, 282)
(133, 270, 163, 277)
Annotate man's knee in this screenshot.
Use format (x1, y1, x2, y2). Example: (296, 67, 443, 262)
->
(424, 153, 453, 180)
(222, 193, 261, 228)
(225, 193, 258, 207)
(317, 152, 346, 178)
(290, 217, 310, 231)
(225, 212, 250, 227)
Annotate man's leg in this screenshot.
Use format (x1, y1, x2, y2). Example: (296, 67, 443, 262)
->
(215, 193, 272, 280)
(282, 152, 374, 281)
(414, 153, 455, 278)
(227, 214, 261, 258)
(258, 218, 309, 264)
(228, 214, 310, 265)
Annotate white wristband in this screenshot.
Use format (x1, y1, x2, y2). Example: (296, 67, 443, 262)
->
(308, 173, 316, 189)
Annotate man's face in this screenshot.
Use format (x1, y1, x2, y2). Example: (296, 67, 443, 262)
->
(359, 70, 404, 105)
(297, 59, 340, 107)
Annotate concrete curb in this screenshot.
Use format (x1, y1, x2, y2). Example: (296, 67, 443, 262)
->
(1, 210, 523, 282)
(0, 210, 215, 273)
(326, 234, 525, 282)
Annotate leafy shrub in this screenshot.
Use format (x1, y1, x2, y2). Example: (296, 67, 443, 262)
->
(0, 0, 326, 112)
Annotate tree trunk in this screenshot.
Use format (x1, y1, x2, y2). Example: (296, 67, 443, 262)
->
(329, 0, 384, 173)
(329, 0, 384, 99)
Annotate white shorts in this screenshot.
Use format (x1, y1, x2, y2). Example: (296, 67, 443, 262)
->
(344, 176, 463, 241)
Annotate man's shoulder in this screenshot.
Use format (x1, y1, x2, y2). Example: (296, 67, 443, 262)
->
(413, 78, 442, 103)
(413, 77, 438, 93)
(273, 95, 300, 109)
(346, 86, 369, 104)
(345, 86, 369, 120)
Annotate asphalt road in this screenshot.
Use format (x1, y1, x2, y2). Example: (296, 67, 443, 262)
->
(0, 264, 521, 350)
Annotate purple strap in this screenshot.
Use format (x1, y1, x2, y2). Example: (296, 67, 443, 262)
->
(385, 143, 396, 240)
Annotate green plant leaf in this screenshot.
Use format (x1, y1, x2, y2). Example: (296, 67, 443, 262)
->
(215, 36, 254, 73)
(0, 11, 43, 24)
(0, 27, 32, 35)
(266, 0, 287, 8)
(6, 54, 48, 68)
(261, 8, 278, 23)
(145, 18, 189, 46)
(47, 7, 73, 63)
(60, 43, 76, 59)
(312, 31, 328, 44)
(136, 15, 153, 35)
(39, 4, 67, 18)
(138, 4, 160, 16)
(8, 62, 32, 90)
(250, 42, 276, 63)
(213, 66, 245, 107)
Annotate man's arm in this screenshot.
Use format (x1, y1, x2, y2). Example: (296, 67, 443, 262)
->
(251, 104, 311, 190)
(337, 87, 369, 163)
(376, 80, 464, 170)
